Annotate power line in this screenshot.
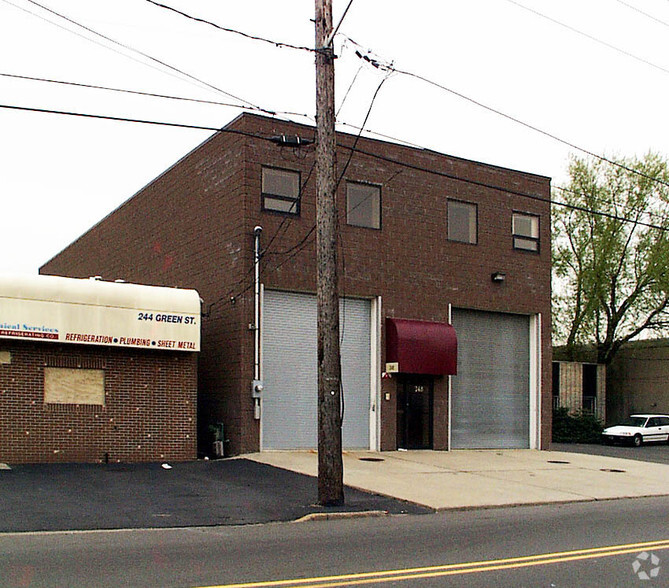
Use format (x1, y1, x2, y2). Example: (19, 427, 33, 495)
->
(228, 74, 391, 307)
(0, 71, 312, 119)
(552, 185, 669, 231)
(6, 98, 669, 308)
(144, 0, 316, 53)
(0, 72, 242, 108)
(327, 0, 355, 47)
(263, 74, 389, 260)
(11, 0, 273, 114)
(337, 141, 669, 231)
(0, 0, 197, 91)
(5, 98, 669, 233)
(11, 1, 665, 196)
(342, 43, 669, 192)
(0, 102, 307, 149)
(336, 65, 363, 117)
(0, 102, 224, 132)
(613, 0, 669, 30)
(504, 0, 669, 76)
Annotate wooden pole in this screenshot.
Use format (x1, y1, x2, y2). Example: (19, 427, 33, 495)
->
(314, 0, 344, 506)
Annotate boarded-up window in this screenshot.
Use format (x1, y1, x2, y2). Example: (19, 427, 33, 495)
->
(44, 368, 105, 405)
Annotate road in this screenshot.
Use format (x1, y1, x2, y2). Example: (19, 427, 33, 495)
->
(2, 496, 667, 587)
(552, 441, 669, 465)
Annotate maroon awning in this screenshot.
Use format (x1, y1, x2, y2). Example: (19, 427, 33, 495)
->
(386, 318, 457, 376)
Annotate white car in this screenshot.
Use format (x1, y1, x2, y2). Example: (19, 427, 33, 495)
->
(602, 414, 669, 447)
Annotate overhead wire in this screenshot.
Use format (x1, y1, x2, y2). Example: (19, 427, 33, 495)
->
(0, 0, 208, 93)
(613, 0, 669, 30)
(327, 0, 355, 47)
(3, 62, 667, 228)
(260, 71, 391, 265)
(4, 99, 669, 315)
(337, 140, 669, 231)
(336, 64, 364, 117)
(342, 36, 669, 192)
(0, 71, 312, 120)
(0, 102, 224, 132)
(144, 0, 316, 53)
(503, 0, 669, 76)
(11, 0, 274, 114)
(9, 1, 665, 195)
(3, 98, 667, 232)
(5, 2, 669, 278)
(0, 71, 243, 109)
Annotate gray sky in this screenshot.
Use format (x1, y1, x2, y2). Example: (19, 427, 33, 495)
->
(2, 0, 668, 274)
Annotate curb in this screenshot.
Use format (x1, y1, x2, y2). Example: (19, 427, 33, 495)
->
(293, 510, 389, 523)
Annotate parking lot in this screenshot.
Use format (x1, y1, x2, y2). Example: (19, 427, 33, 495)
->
(551, 441, 669, 465)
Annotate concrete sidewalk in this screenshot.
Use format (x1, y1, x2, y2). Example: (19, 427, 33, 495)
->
(248, 449, 669, 510)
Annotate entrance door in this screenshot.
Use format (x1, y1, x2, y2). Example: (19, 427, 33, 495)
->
(397, 376, 433, 449)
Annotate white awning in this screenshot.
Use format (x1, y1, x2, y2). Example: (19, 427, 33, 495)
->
(0, 274, 200, 351)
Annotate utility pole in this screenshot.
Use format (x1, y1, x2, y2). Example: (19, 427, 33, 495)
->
(314, 0, 344, 506)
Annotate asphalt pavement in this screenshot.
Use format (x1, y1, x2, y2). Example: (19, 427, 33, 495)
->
(551, 441, 669, 465)
(0, 459, 429, 533)
(2, 445, 669, 533)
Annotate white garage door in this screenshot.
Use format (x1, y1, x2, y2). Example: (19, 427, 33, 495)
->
(262, 290, 371, 450)
(451, 308, 530, 449)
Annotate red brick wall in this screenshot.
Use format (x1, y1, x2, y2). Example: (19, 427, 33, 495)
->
(41, 126, 253, 455)
(237, 114, 553, 450)
(42, 113, 552, 454)
(0, 340, 197, 464)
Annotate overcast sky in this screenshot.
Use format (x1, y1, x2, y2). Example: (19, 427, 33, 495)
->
(2, 0, 668, 274)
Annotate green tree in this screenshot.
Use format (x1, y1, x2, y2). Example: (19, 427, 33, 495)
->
(553, 153, 669, 364)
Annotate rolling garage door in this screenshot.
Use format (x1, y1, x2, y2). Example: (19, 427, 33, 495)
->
(262, 290, 371, 450)
(451, 309, 530, 449)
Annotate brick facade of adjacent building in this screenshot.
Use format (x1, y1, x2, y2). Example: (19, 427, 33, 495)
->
(0, 340, 197, 464)
(42, 113, 553, 455)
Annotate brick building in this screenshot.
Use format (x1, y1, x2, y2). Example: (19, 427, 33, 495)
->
(42, 113, 552, 456)
(0, 274, 199, 463)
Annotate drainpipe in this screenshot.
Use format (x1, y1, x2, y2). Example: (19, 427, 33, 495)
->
(252, 226, 264, 420)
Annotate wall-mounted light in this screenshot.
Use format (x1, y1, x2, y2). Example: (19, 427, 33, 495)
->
(491, 272, 506, 283)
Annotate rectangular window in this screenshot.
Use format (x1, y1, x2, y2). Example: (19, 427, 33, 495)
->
(447, 200, 477, 244)
(44, 367, 105, 405)
(513, 212, 539, 252)
(347, 182, 381, 229)
(262, 167, 300, 214)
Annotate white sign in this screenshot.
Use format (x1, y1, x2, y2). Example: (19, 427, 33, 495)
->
(0, 275, 200, 352)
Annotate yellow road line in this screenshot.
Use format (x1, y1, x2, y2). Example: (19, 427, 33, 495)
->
(198, 538, 669, 588)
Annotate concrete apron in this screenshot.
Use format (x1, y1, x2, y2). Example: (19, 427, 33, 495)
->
(247, 449, 669, 510)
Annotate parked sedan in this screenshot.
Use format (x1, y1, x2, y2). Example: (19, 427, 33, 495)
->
(602, 414, 669, 447)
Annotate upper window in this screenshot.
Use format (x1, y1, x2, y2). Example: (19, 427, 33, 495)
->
(262, 167, 300, 215)
(447, 200, 477, 244)
(347, 182, 381, 229)
(513, 212, 539, 252)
